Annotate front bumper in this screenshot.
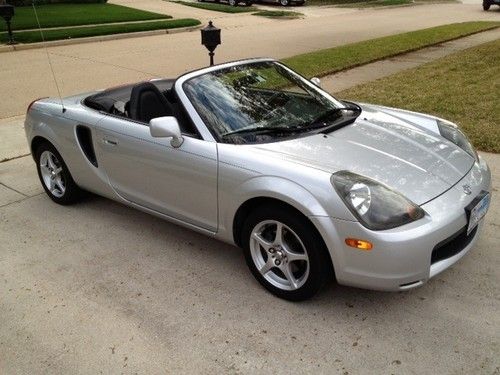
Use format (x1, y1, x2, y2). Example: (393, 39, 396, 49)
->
(311, 157, 491, 291)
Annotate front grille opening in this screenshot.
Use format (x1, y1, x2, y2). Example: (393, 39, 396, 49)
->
(431, 225, 478, 264)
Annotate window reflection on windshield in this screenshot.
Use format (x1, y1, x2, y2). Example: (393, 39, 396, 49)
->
(183, 61, 345, 144)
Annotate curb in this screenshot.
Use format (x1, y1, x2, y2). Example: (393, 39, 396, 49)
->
(0, 24, 201, 53)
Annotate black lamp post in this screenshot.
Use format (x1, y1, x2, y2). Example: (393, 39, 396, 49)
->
(0, 3, 16, 45)
(201, 21, 221, 66)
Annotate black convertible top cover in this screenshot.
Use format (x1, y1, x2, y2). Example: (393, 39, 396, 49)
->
(84, 79, 175, 113)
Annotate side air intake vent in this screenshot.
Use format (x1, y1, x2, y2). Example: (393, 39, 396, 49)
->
(76, 125, 98, 167)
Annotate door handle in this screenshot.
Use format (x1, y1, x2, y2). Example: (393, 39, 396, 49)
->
(103, 138, 118, 146)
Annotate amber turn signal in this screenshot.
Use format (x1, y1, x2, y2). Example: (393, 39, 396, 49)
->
(345, 238, 373, 251)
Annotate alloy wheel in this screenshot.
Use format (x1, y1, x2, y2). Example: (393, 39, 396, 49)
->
(250, 220, 309, 291)
(39, 150, 66, 198)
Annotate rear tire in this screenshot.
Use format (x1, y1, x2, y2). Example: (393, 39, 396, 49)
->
(483, 0, 490, 9)
(280, 0, 290, 5)
(241, 205, 332, 301)
(35, 142, 84, 205)
(228, 0, 237, 6)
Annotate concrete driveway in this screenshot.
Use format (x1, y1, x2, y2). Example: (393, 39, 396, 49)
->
(0, 150, 499, 374)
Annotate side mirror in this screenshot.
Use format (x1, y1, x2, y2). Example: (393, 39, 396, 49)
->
(149, 116, 184, 148)
(311, 77, 321, 87)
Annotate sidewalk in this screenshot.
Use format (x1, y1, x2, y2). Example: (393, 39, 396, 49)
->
(322, 26, 500, 93)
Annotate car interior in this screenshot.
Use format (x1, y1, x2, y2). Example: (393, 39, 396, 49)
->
(84, 79, 200, 137)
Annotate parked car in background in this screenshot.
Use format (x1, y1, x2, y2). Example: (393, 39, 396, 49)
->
(483, 0, 500, 9)
(198, 0, 253, 6)
(256, 0, 305, 5)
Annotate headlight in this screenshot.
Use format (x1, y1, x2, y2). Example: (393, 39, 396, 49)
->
(331, 171, 425, 231)
(437, 120, 477, 161)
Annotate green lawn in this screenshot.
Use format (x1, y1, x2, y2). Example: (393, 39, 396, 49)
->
(252, 10, 303, 17)
(1, 4, 171, 32)
(0, 19, 200, 44)
(306, 0, 375, 5)
(338, 39, 500, 153)
(283, 21, 500, 78)
(173, 1, 256, 12)
(307, 0, 453, 4)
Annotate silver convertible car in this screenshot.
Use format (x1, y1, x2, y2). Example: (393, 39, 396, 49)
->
(25, 58, 491, 301)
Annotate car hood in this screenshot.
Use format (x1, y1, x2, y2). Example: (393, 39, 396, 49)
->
(251, 104, 475, 205)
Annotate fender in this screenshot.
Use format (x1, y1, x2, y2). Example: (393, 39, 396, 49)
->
(217, 175, 335, 244)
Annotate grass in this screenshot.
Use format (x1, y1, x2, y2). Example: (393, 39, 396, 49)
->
(173, 1, 256, 12)
(283, 21, 500, 78)
(307, 0, 453, 4)
(306, 0, 375, 5)
(252, 10, 303, 17)
(0, 19, 201, 44)
(336, 0, 457, 7)
(0, 4, 171, 32)
(338, 39, 500, 153)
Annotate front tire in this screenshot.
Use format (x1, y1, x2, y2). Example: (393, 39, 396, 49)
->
(228, 0, 237, 6)
(280, 0, 290, 5)
(35, 142, 84, 205)
(241, 205, 332, 301)
(483, 0, 490, 9)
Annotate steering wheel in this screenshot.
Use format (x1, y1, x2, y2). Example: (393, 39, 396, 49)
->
(261, 91, 290, 121)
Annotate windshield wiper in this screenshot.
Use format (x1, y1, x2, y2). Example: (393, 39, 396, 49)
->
(306, 107, 349, 128)
(222, 106, 361, 139)
(222, 125, 303, 138)
(304, 106, 361, 133)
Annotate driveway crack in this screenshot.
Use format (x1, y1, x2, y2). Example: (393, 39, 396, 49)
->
(0, 182, 29, 198)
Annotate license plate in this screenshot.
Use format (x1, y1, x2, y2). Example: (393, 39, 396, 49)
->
(466, 192, 490, 235)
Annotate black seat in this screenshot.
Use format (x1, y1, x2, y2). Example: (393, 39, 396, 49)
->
(129, 82, 173, 123)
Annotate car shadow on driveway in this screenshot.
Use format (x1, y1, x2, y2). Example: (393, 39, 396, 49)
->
(76, 194, 437, 311)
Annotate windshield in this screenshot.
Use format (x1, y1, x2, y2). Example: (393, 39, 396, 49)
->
(183, 61, 357, 144)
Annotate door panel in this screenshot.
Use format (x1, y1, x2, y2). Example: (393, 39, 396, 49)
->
(95, 116, 218, 231)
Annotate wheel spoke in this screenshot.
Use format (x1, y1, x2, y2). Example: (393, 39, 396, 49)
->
(40, 164, 50, 174)
(252, 232, 272, 251)
(286, 250, 308, 263)
(282, 264, 298, 290)
(259, 259, 274, 275)
(53, 167, 63, 175)
(273, 222, 283, 245)
(47, 154, 56, 170)
(48, 178, 55, 191)
(282, 243, 308, 262)
(55, 177, 65, 193)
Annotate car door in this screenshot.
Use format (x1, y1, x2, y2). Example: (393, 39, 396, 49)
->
(94, 115, 218, 232)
